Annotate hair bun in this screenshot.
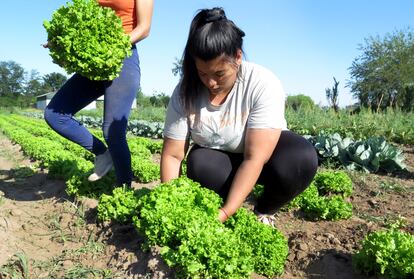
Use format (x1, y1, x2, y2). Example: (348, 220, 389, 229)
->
(204, 8, 226, 23)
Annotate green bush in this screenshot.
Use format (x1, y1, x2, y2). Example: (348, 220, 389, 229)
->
(286, 94, 315, 111)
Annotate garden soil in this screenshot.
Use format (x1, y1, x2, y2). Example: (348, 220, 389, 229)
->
(0, 133, 413, 278)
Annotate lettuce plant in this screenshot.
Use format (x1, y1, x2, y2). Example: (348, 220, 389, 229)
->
(226, 208, 289, 277)
(133, 177, 289, 278)
(43, 0, 132, 80)
(353, 228, 414, 279)
(312, 170, 353, 197)
(98, 186, 150, 223)
(285, 170, 353, 221)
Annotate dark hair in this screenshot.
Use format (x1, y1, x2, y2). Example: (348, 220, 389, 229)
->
(180, 7, 245, 113)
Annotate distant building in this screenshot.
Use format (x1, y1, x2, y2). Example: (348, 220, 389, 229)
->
(36, 92, 136, 110)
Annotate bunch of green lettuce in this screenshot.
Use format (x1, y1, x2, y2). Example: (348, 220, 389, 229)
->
(133, 177, 288, 278)
(226, 208, 289, 277)
(312, 170, 353, 197)
(43, 0, 132, 80)
(353, 228, 414, 279)
(284, 170, 353, 221)
(98, 186, 150, 223)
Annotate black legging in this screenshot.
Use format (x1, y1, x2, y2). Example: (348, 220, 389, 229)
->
(186, 130, 318, 214)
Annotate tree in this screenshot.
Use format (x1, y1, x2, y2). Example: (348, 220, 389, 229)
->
(136, 89, 151, 107)
(42, 72, 67, 93)
(325, 77, 340, 112)
(24, 70, 44, 96)
(150, 92, 170, 108)
(401, 83, 414, 112)
(348, 28, 414, 111)
(286, 94, 315, 111)
(0, 60, 25, 95)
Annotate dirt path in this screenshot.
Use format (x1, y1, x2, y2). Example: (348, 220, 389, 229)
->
(0, 132, 413, 278)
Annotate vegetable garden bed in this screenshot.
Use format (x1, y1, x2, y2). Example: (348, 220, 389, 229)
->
(0, 113, 413, 278)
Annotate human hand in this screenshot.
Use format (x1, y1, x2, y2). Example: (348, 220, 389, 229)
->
(218, 208, 230, 223)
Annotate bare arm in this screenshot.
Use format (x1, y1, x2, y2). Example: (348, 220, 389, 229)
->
(129, 0, 153, 44)
(160, 137, 189, 182)
(218, 128, 281, 222)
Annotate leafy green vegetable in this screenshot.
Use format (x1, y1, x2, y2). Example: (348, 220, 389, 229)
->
(342, 137, 406, 173)
(312, 170, 353, 197)
(353, 228, 414, 279)
(131, 157, 160, 183)
(133, 177, 289, 278)
(284, 170, 353, 221)
(43, 0, 132, 80)
(301, 194, 353, 221)
(306, 133, 406, 173)
(98, 186, 150, 223)
(227, 208, 289, 277)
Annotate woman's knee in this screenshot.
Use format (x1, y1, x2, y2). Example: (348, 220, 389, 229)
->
(186, 147, 236, 188)
(264, 132, 318, 188)
(103, 118, 128, 146)
(44, 107, 65, 130)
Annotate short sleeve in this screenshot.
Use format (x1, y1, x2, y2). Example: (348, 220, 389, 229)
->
(163, 85, 190, 140)
(247, 72, 287, 129)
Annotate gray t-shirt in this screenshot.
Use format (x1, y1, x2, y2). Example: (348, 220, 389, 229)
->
(164, 61, 287, 153)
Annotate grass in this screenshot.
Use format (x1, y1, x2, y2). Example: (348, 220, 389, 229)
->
(31, 239, 115, 278)
(0, 198, 116, 278)
(286, 107, 414, 144)
(63, 265, 114, 279)
(379, 180, 408, 194)
(0, 252, 30, 279)
(43, 200, 92, 244)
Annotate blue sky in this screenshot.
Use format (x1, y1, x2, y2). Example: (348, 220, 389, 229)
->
(1, 1, 412, 107)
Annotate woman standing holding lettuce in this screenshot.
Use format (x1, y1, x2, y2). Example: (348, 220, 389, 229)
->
(44, 0, 153, 187)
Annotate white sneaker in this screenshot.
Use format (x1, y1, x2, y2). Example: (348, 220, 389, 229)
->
(88, 150, 113, 182)
(255, 211, 278, 228)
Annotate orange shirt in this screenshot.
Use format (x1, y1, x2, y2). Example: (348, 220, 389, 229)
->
(98, 0, 137, 33)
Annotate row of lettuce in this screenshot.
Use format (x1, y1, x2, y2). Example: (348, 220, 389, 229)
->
(20, 111, 164, 139)
(0, 114, 161, 198)
(0, 114, 412, 278)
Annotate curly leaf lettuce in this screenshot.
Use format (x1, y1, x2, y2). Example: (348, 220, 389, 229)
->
(44, 0, 132, 80)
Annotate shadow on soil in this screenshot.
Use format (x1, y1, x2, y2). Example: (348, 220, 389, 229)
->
(304, 249, 373, 279)
(0, 168, 68, 201)
(91, 216, 174, 278)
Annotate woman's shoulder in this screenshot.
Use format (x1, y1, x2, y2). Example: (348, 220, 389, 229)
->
(240, 61, 282, 86)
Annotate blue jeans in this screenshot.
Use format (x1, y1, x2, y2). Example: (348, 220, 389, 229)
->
(44, 47, 141, 185)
